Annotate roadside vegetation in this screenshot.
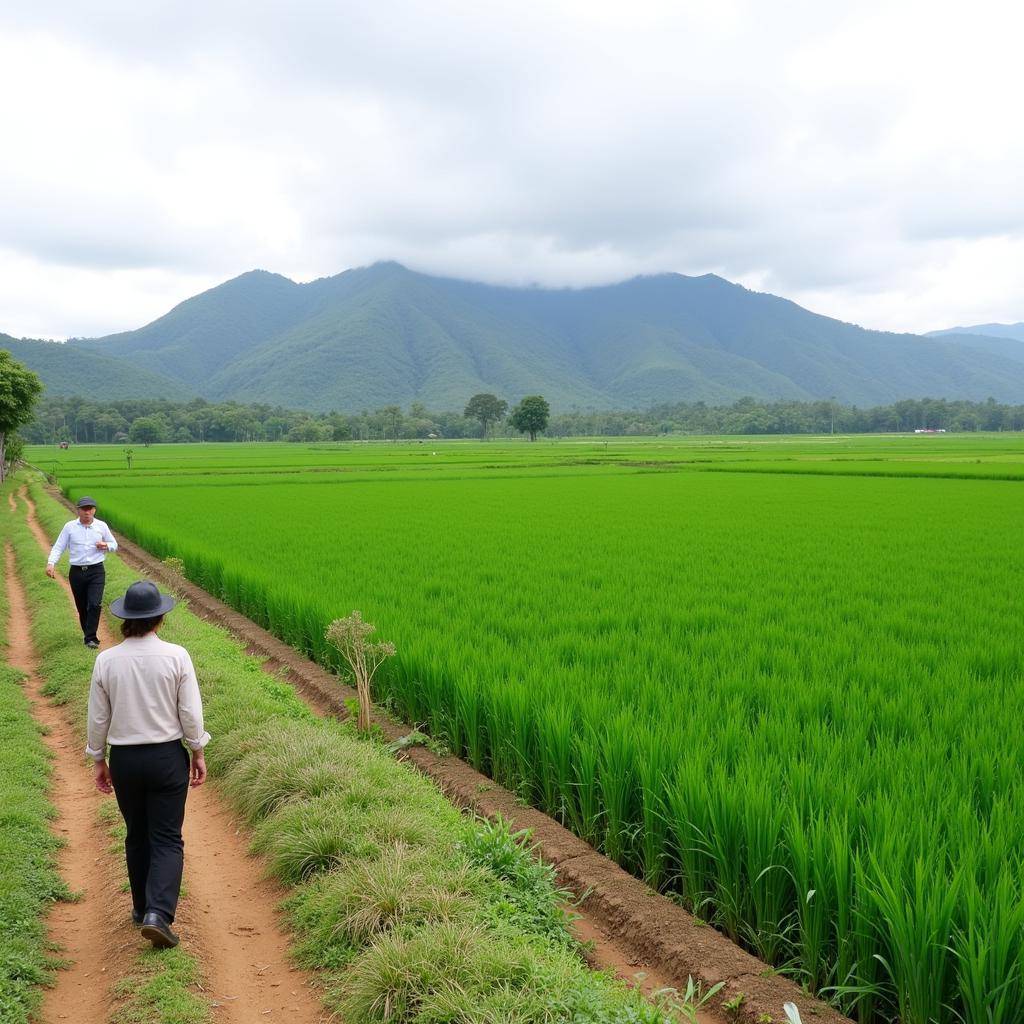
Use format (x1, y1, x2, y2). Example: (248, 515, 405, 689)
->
(0, 485, 70, 1024)
(31, 435, 1024, 1024)
(16, 475, 693, 1024)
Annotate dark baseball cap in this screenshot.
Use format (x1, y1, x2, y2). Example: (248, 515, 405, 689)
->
(76, 496, 97, 508)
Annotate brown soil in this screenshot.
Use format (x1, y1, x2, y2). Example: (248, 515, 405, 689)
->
(14, 490, 328, 1024)
(81, 488, 853, 1024)
(570, 912, 714, 1019)
(179, 788, 328, 1020)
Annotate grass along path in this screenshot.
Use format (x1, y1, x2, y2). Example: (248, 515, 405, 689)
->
(0, 497, 70, 1023)
(11, 485, 327, 1024)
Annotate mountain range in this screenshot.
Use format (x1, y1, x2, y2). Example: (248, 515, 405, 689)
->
(923, 322, 1024, 368)
(927, 322, 1024, 343)
(4, 262, 1024, 411)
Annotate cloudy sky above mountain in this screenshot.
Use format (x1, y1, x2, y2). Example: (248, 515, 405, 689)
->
(1, 0, 1022, 340)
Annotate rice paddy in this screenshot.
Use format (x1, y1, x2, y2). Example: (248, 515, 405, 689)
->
(30, 434, 1024, 1024)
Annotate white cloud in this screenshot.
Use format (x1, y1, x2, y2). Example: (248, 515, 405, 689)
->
(0, 246, 224, 340)
(0, 0, 1022, 339)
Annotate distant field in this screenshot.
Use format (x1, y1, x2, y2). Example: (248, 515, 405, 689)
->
(28, 434, 1024, 1024)
(30, 431, 1024, 479)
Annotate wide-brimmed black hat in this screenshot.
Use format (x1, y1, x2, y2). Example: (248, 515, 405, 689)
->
(76, 495, 97, 508)
(110, 581, 177, 619)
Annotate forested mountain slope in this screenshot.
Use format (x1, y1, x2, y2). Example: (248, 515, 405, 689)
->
(7, 263, 1021, 411)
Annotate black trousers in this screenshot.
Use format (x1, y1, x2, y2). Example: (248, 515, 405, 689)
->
(108, 741, 190, 924)
(68, 563, 105, 644)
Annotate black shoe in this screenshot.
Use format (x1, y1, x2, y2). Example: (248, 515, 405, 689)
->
(131, 909, 143, 927)
(140, 912, 179, 949)
(84, 639, 99, 649)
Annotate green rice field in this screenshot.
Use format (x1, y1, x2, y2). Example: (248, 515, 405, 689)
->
(29, 434, 1024, 1023)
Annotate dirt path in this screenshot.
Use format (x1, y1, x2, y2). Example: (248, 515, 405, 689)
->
(4, 541, 123, 1023)
(14, 490, 328, 1024)
(22, 488, 71, 572)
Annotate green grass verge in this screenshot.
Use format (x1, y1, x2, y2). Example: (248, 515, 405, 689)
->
(5, 477, 210, 1024)
(0, 483, 70, 1024)
(0, 665, 70, 1024)
(20, 473, 692, 1023)
(109, 950, 208, 1024)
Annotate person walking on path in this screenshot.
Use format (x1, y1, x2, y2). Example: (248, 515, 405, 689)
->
(45, 495, 118, 648)
(86, 580, 210, 949)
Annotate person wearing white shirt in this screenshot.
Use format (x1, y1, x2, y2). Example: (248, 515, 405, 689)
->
(86, 580, 209, 949)
(45, 494, 118, 649)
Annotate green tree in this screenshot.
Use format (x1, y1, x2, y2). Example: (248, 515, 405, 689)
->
(381, 405, 403, 441)
(0, 350, 44, 482)
(509, 395, 550, 441)
(95, 411, 128, 442)
(4, 433, 24, 475)
(263, 416, 290, 441)
(464, 393, 508, 438)
(129, 416, 165, 446)
(286, 419, 333, 442)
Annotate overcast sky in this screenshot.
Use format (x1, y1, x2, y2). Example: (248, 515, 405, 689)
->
(1, 0, 1022, 340)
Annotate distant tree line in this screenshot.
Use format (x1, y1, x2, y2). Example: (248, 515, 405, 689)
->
(553, 395, 1024, 436)
(18, 393, 1024, 447)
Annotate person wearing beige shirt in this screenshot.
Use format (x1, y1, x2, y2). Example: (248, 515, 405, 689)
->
(86, 580, 210, 949)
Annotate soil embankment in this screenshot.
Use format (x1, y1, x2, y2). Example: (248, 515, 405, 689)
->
(16, 490, 328, 1024)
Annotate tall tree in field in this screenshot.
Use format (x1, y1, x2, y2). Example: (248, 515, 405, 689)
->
(464, 393, 508, 438)
(0, 350, 43, 483)
(509, 395, 550, 441)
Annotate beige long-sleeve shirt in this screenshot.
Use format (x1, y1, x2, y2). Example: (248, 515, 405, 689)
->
(85, 633, 211, 761)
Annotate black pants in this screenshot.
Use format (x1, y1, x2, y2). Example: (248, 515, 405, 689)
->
(108, 741, 190, 924)
(68, 563, 105, 644)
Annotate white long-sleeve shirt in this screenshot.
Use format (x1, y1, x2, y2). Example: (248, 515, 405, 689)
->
(47, 517, 118, 567)
(85, 633, 211, 761)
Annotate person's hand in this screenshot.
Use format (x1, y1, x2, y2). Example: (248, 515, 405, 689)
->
(45, 565, 56, 579)
(96, 540, 108, 551)
(190, 751, 207, 787)
(94, 760, 113, 794)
